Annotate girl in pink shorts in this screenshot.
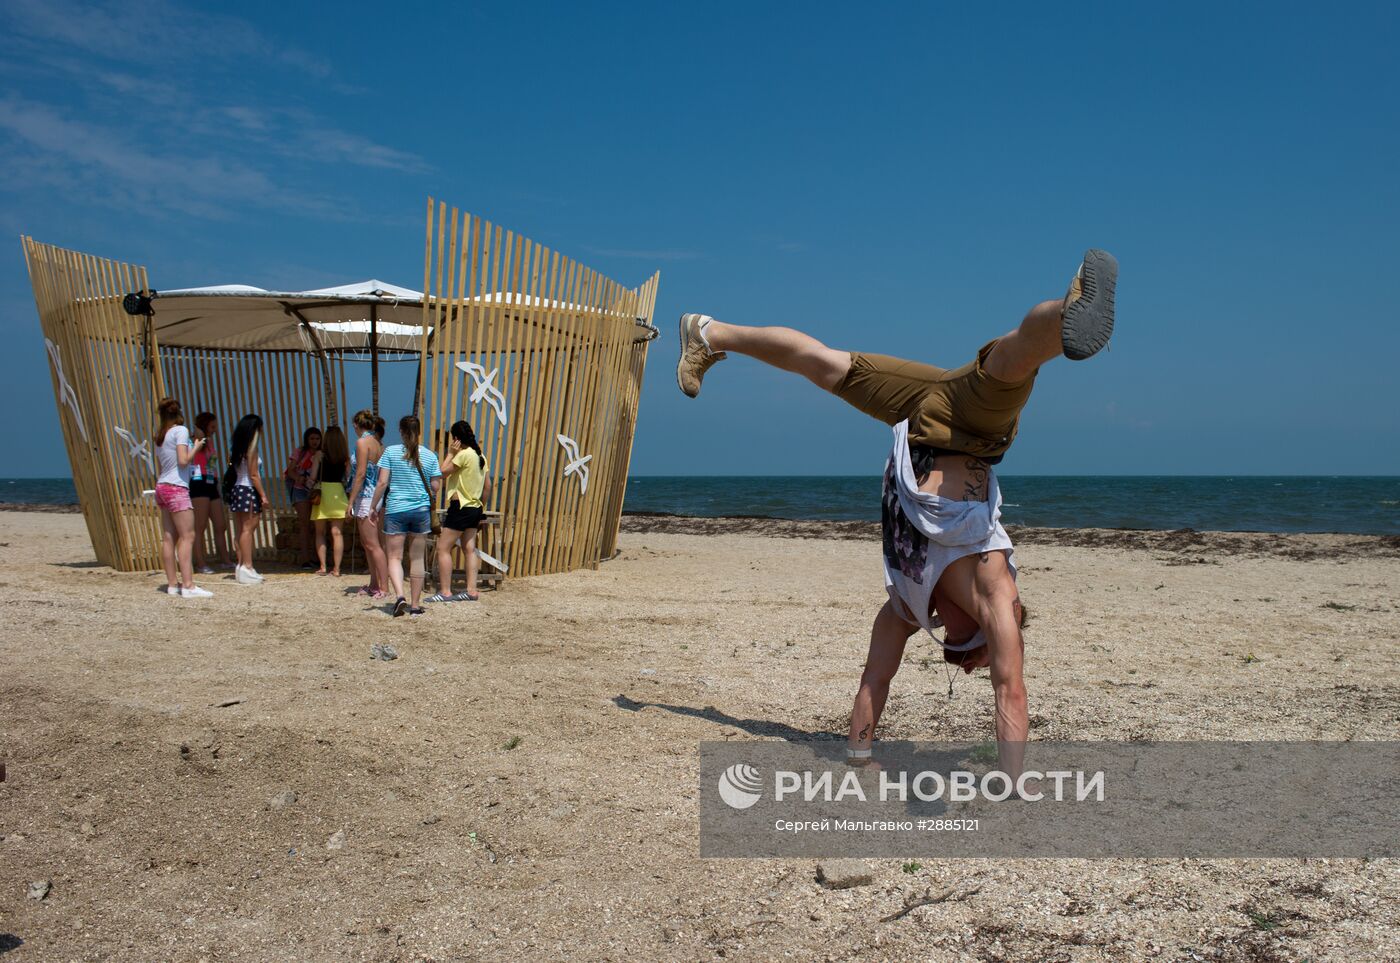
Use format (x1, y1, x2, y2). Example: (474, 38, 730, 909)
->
(154, 397, 212, 598)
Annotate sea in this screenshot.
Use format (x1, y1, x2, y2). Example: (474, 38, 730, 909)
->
(6, 475, 1399, 535)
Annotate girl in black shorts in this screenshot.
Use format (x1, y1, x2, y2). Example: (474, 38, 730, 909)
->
(426, 420, 492, 603)
(190, 412, 234, 573)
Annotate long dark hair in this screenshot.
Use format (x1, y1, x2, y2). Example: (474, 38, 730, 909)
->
(322, 425, 350, 471)
(450, 420, 485, 468)
(298, 426, 321, 454)
(224, 414, 263, 493)
(399, 415, 423, 469)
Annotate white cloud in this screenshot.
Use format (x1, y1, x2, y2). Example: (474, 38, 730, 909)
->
(0, 1, 431, 220)
(3, 0, 331, 77)
(0, 96, 349, 219)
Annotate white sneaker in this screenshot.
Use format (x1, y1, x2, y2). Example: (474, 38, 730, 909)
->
(197, 565, 216, 575)
(235, 565, 261, 585)
(181, 586, 213, 598)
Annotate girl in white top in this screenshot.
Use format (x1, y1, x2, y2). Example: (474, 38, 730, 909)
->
(154, 397, 211, 598)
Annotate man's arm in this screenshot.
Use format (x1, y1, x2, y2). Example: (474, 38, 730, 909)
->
(934, 552, 1028, 780)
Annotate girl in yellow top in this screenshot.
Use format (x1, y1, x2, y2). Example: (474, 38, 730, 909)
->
(426, 420, 491, 603)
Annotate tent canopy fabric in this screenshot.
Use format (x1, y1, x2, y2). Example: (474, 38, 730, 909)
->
(147, 280, 657, 354)
(151, 280, 431, 353)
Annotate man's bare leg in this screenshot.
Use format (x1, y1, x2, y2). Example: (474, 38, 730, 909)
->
(981, 299, 1067, 383)
(846, 601, 920, 758)
(934, 551, 1027, 780)
(985, 248, 1119, 382)
(681, 248, 1115, 397)
(699, 320, 851, 391)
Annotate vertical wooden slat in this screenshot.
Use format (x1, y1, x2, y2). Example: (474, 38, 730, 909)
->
(546, 257, 595, 573)
(601, 272, 660, 557)
(510, 242, 554, 574)
(568, 273, 630, 570)
(416, 198, 436, 419)
(80, 251, 139, 565)
(493, 231, 527, 569)
(474, 220, 508, 567)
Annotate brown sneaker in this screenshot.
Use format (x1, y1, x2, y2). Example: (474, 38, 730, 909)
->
(675, 313, 726, 398)
(1061, 249, 1118, 361)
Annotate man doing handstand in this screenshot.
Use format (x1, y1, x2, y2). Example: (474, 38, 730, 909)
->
(676, 250, 1118, 779)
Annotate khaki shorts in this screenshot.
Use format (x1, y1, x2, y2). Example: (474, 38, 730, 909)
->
(832, 339, 1036, 460)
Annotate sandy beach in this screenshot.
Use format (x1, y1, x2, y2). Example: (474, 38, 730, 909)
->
(1, 508, 1397, 961)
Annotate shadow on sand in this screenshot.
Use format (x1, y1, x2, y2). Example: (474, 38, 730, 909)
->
(611, 695, 835, 742)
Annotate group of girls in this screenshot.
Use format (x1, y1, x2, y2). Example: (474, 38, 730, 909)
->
(152, 398, 267, 593)
(151, 398, 491, 615)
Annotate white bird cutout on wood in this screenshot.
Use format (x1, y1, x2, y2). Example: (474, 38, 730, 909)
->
(454, 360, 508, 427)
(45, 338, 88, 440)
(112, 425, 155, 474)
(476, 547, 508, 574)
(557, 434, 591, 495)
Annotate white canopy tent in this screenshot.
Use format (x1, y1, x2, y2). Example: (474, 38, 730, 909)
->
(151, 280, 431, 354)
(144, 278, 659, 413)
(149, 280, 656, 352)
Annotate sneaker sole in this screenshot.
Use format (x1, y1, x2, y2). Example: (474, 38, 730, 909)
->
(1062, 249, 1118, 361)
(676, 314, 695, 397)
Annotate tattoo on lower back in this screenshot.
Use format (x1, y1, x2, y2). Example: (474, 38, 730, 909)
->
(962, 458, 988, 500)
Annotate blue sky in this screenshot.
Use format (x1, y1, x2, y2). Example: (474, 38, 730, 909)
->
(2, 0, 1396, 477)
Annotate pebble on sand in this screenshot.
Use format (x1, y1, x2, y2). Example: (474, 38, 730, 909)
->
(267, 790, 298, 810)
(28, 880, 51, 900)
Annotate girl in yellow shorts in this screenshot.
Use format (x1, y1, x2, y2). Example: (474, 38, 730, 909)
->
(310, 425, 352, 576)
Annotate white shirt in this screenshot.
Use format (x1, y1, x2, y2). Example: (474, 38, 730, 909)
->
(881, 420, 1016, 652)
(157, 425, 193, 488)
(235, 454, 260, 488)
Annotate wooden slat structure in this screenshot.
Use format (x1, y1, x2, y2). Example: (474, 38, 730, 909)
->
(23, 238, 164, 571)
(21, 199, 658, 578)
(418, 198, 658, 576)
